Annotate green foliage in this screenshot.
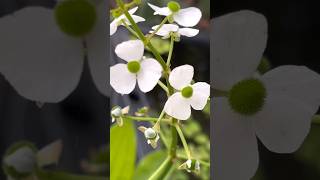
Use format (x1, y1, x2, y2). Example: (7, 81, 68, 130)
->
(110, 121, 136, 180)
(133, 150, 167, 180)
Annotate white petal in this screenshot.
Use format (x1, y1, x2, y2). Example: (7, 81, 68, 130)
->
(253, 66, 320, 153)
(110, 64, 136, 94)
(148, 3, 171, 16)
(86, 0, 109, 96)
(164, 92, 191, 120)
(0, 7, 83, 103)
(212, 10, 268, 90)
(128, 7, 138, 14)
(173, 7, 202, 27)
(169, 65, 194, 90)
(261, 65, 320, 113)
(189, 82, 210, 110)
(115, 40, 144, 62)
(151, 24, 179, 37)
(213, 97, 259, 180)
(122, 15, 145, 26)
(110, 20, 118, 35)
(178, 28, 199, 37)
(37, 140, 63, 167)
(137, 58, 162, 92)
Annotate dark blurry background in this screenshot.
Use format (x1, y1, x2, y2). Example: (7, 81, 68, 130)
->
(213, 0, 320, 179)
(0, 0, 108, 179)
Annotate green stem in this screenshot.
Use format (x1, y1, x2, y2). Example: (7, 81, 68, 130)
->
(175, 123, 191, 159)
(170, 119, 178, 158)
(166, 35, 175, 66)
(176, 153, 210, 167)
(118, 4, 167, 70)
(36, 169, 106, 180)
(147, 17, 168, 41)
(148, 156, 172, 180)
(121, 19, 139, 38)
(122, 115, 171, 123)
(158, 80, 169, 94)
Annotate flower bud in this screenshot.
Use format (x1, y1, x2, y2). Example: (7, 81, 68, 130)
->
(144, 128, 157, 140)
(167, 1, 181, 12)
(3, 142, 37, 179)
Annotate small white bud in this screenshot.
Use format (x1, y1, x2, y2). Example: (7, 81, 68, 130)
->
(144, 128, 157, 139)
(111, 107, 122, 118)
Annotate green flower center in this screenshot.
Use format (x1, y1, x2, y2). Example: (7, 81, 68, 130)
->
(54, 0, 97, 37)
(167, 1, 180, 12)
(181, 86, 193, 98)
(228, 78, 266, 116)
(127, 61, 141, 73)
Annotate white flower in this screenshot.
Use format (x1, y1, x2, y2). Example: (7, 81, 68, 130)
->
(110, 7, 145, 36)
(138, 126, 160, 149)
(0, 0, 108, 103)
(110, 40, 163, 94)
(148, 2, 202, 27)
(212, 11, 320, 180)
(150, 24, 199, 39)
(164, 65, 210, 120)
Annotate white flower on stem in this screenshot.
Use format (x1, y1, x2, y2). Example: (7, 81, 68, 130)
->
(110, 7, 145, 36)
(148, 1, 202, 27)
(138, 126, 160, 149)
(212, 11, 320, 180)
(111, 106, 130, 126)
(110, 40, 163, 94)
(164, 65, 210, 120)
(0, 0, 108, 103)
(150, 24, 199, 39)
(179, 159, 200, 173)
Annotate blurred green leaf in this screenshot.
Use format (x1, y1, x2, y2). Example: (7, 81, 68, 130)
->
(110, 121, 136, 180)
(147, 37, 170, 55)
(203, 100, 210, 115)
(195, 134, 209, 145)
(183, 121, 201, 138)
(133, 150, 167, 180)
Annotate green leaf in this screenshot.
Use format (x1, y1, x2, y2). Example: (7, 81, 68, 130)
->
(110, 121, 136, 180)
(133, 150, 167, 180)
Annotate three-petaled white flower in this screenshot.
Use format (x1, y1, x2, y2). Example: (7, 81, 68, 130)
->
(164, 65, 210, 120)
(150, 24, 199, 39)
(110, 7, 145, 36)
(212, 10, 320, 180)
(0, 0, 108, 103)
(148, 2, 202, 27)
(110, 40, 163, 94)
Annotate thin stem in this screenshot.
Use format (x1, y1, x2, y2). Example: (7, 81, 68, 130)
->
(176, 154, 210, 167)
(148, 156, 172, 180)
(122, 115, 171, 123)
(121, 19, 139, 38)
(119, 6, 167, 70)
(147, 17, 168, 41)
(175, 123, 191, 159)
(170, 119, 178, 158)
(166, 35, 175, 66)
(158, 80, 169, 94)
(36, 169, 106, 180)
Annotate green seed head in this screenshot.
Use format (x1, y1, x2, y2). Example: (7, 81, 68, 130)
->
(54, 0, 97, 37)
(181, 86, 193, 98)
(127, 61, 141, 74)
(228, 78, 266, 116)
(167, 1, 180, 12)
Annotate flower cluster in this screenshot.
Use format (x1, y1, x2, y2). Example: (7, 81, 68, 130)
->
(110, 0, 209, 177)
